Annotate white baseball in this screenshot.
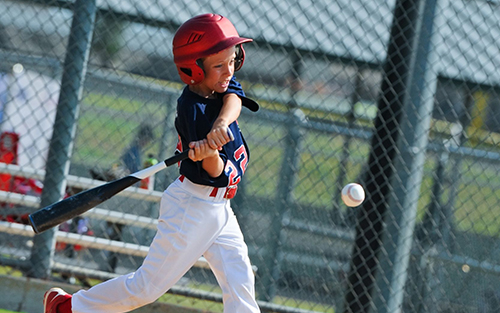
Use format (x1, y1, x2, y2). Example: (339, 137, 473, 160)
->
(341, 183, 365, 207)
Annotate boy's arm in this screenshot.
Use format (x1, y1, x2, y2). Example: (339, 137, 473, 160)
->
(207, 93, 242, 150)
(188, 139, 225, 178)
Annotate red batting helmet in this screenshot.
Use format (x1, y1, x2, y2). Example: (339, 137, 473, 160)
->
(173, 14, 253, 85)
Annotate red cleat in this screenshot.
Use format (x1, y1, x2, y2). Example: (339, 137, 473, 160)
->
(43, 287, 71, 313)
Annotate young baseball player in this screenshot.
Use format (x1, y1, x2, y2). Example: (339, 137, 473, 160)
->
(43, 13, 260, 313)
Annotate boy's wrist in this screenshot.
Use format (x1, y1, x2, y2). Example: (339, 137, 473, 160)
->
(202, 153, 224, 177)
(213, 118, 229, 128)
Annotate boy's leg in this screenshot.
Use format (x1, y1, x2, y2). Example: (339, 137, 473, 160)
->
(204, 206, 260, 313)
(70, 183, 230, 313)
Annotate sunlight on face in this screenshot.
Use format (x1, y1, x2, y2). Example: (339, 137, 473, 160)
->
(190, 46, 236, 98)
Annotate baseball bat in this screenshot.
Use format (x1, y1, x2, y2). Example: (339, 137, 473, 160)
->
(28, 150, 189, 234)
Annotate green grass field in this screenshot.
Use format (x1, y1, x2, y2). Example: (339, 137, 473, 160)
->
(74, 86, 500, 238)
(88, 93, 490, 218)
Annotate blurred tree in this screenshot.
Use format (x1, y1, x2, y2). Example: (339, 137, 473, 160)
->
(91, 11, 124, 68)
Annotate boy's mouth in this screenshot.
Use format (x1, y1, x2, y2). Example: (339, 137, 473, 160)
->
(220, 80, 230, 89)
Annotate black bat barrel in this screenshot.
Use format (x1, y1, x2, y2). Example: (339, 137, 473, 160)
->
(29, 150, 190, 234)
(29, 176, 140, 234)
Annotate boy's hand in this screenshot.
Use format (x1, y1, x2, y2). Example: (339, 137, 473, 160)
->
(188, 139, 218, 162)
(207, 121, 235, 150)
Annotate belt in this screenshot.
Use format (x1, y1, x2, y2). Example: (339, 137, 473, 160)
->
(178, 175, 237, 200)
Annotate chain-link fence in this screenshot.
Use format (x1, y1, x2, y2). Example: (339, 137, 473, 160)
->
(1, 0, 500, 312)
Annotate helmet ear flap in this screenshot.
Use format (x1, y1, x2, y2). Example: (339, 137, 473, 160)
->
(235, 44, 246, 71)
(176, 45, 246, 84)
(177, 63, 205, 85)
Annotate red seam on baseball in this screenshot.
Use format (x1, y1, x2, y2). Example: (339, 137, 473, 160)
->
(347, 185, 360, 203)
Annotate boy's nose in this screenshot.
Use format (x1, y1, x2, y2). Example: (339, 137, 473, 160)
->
(224, 64, 234, 75)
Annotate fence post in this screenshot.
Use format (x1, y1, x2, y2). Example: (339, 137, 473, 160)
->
(29, 0, 97, 279)
(414, 123, 462, 313)
(259, 53, 304, 301)
(343, 0, 439, 311)
(264, 107, 306, 301)
(371, 0, 440, 311)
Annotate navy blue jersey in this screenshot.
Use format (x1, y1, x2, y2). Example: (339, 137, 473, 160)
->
(174, 77, 254, 188)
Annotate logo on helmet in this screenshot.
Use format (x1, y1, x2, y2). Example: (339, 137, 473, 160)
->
(186, 32, 204, 45)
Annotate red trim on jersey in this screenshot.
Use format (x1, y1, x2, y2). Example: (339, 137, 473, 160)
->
(209, 188, 218, 197)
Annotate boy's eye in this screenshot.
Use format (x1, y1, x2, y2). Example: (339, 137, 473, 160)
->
(212, 59, 235, 69)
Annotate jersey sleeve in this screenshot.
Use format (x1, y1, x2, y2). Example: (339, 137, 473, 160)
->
(224, 76, 246, 97)
(223, 76, 259, 112)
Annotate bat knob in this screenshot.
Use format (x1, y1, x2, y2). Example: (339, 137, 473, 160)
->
(227, 128, 235, 141)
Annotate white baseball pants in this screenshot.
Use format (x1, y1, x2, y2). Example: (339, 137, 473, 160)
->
(72, 177, 260, 313)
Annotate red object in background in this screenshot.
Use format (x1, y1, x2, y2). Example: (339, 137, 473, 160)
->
(0, 131, 92, 254)
(0, 131, 19, 163)
(139, 177, 150, 189)
(0, 132, 19, 191)
(0, 132, 45, 224)
(0, 132, 26, 223)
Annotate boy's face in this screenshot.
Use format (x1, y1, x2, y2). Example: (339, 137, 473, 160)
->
(190, 46, 236, 98)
